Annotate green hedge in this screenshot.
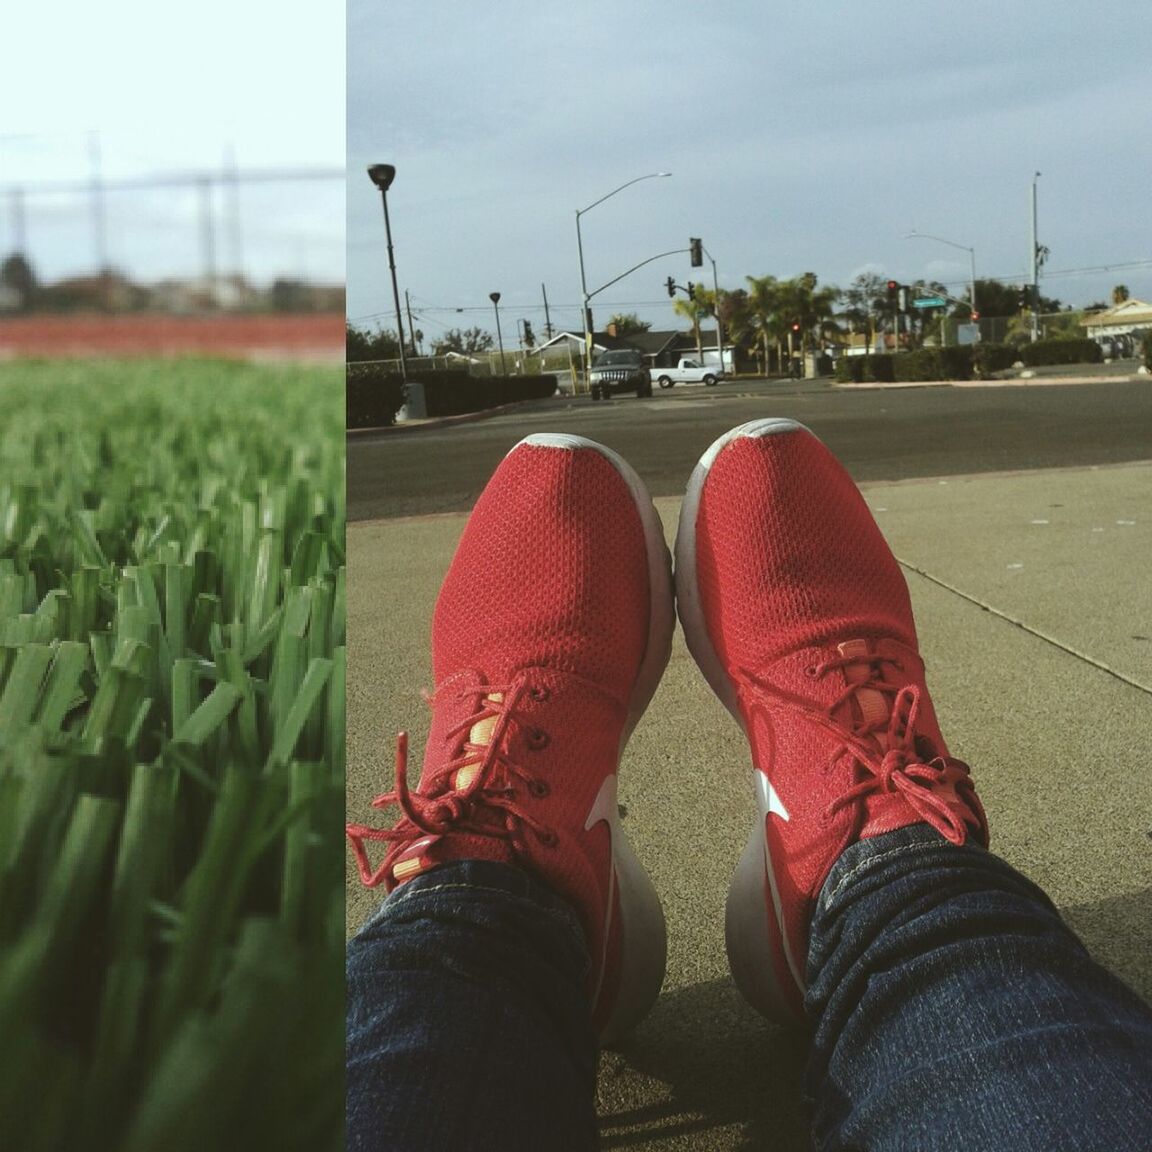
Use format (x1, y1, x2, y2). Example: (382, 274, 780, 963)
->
(891, 348, 975, 381)
(973, 343, 1018, 376)
(836, 355, 895, 384)
(346, 364, 406, 429)
(1018, 338, 1103, 367)
(419, 372, 556, 418)
(345, 366, 556, 428)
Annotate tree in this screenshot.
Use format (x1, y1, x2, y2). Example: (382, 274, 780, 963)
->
(430, 326, 494, 356)
(673, 288, 712, 361)
(1112, 285, 1130, 306)
(743, 274, 783, 372)
(1, 252, 37, 312)
(606, 312, 651, 336)
(840, 273, 886, 350)
(346, 322, 400, 362)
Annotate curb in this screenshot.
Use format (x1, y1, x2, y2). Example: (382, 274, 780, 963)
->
(836, 374, 1140, 391)
(347, 400, 528, 437)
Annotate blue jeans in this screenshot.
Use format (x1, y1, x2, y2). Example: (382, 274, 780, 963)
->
(346, 829, 1152, 1150)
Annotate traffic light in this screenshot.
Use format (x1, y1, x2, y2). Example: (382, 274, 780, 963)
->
(897, 285, 910, 313)
(791, 319, 802, 333)
(971, 311, 980, 322)
(522, 319, 534, 348)
(689, 237, 703, 268)
(886, 279, 899, 306)
(1018, 285, 1034, 309)
(666, 276, 676, 298)
(687, 281, 696, 301)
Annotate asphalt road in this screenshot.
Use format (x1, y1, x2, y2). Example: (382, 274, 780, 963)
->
(348, 376, 1152, 521)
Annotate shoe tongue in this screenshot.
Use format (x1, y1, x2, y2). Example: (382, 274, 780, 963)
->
(453, 691, 504, 790)
(836, 640, 891, 749)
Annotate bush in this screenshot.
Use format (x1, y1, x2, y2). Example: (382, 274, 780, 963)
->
(420, 372, 556, 418)
(345, 367, 557, 428)
(834, 355, 897, 384)
(346, 363, 405, 429)
(973, 343, 1018, 376)
(835, 356, 866, 384)
(1018, 338, 1103, 367)
(1142, 331, 1152, 370)
(891, 348, 974, 381)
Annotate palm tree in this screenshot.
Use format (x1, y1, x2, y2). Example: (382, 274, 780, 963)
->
(776, 273, 839, 362)
(1112, 285, 1130, 306)
(673, 290, 710, 362)
(744, 275, 783, 373)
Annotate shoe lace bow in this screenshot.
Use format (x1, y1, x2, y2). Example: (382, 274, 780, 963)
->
(736, 651, 985, 845)
(346, 676, 557, 888)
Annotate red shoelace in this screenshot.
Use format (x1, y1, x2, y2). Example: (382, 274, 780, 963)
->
(346, 678, 558, 889)
(734, 652, 986, 844)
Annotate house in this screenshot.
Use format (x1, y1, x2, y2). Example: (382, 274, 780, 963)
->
(1081, 299, 1152, 340)
(534, 324, 728, 368)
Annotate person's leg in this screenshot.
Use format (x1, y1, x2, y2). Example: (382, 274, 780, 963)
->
(346, 860, 599, 1152)
(805, 825, 1152, 1150)
(675, 417, 1152, 1149)
(346, 434, 673, 1150)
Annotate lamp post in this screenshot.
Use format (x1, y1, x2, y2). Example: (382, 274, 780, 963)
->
(489, 291, 506, 376)
(367, 163, 408, 381)
(575, 172, 671, 389)
(905, 230, 977, 345)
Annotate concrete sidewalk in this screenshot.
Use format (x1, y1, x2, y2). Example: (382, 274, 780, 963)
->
(346, 460, 1152, 1152)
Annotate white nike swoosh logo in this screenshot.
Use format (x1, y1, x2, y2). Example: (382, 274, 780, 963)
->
(584, 774, 620, 1006)
(757, 771, 790, 821)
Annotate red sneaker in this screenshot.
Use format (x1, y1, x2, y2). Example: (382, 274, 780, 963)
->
(347, 433, 672, 1042)
(675, 419, 987, 1024)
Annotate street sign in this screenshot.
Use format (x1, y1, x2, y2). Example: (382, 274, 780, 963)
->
(912, 296, 947, 308)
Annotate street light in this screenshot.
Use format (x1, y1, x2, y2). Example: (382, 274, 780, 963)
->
(489, 291, 507, 376)
(367, 163, 408, 382)
(905, 230, 978, 345)
(575, 172, 671, 388)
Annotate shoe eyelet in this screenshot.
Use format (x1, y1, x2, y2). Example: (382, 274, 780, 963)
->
(526, 728, 550, 751)
(539, 830, 559, 848)
(528, 686, 550, 703)
(804, 665, 820, 679)
(527, 779, 550, 799)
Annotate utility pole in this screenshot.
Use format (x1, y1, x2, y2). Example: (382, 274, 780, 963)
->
(89, 132, 110, 308)
(405, 290, 417, 356)
(10, 187, 26, 255)
(541, 282, 553, 338)
(1030, 171, 1041, 343)
(224, 145, 245, 292)
(199, 176, 217, 307)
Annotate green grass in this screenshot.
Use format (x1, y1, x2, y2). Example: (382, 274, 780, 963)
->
(0, 359, 344, 1151)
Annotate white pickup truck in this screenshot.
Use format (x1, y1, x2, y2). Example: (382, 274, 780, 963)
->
(654, 356, 724, 389)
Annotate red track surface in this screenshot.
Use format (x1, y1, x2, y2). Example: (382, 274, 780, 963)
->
(0, 313, 344, 361)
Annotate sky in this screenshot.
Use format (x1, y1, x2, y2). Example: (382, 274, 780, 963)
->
(348, 0, 1152, 346)
(1, 2, 345, 286)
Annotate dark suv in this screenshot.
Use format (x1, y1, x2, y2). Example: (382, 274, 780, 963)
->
(588, 349, 652, 400)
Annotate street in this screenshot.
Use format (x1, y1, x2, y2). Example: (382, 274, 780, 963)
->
(348, 376, 1152, 521)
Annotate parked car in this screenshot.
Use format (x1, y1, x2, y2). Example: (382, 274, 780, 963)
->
(588, 348, 652, 400)
(654, 356, 724, 389)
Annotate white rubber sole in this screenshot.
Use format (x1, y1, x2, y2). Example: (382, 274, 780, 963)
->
(673, 418, 810, 1024)
(514, 433, 671, 1043)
